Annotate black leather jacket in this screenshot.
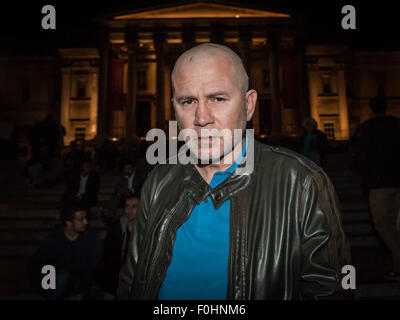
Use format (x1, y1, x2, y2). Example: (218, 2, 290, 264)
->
(117, 140, 351, 299)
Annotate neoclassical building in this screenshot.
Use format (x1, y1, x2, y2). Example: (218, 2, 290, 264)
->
(59, 1, 309, 144)
(2, 1, 400, 145)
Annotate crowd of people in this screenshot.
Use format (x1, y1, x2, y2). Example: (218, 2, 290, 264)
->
(20, 114, 152, 299)
(27, 192, 141, 300)
(25, 132, 149, 299)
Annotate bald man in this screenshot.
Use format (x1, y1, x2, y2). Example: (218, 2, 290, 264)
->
(117, 43, 351, 300)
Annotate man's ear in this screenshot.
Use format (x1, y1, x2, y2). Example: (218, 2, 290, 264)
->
(245, 89, 257, 122)
(65, 220, 72, 228)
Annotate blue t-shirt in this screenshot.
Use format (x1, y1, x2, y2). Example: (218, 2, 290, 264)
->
(158, 137, 248, 300)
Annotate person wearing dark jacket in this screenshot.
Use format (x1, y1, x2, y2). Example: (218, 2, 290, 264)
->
(117, 43, 350, 300)
(27, 201, 102, 300)
(299, 118, 328, 167)
(352, 95, 400, 281)
(100, 193, 140, 295)
(62, 159, 100, 216)
(106, 159, 142, 223)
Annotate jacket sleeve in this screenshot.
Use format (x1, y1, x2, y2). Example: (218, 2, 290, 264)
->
(116, 172, 151, 299)
(299, 170, 352, 299)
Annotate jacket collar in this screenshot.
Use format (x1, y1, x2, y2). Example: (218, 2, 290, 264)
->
(182, 138, 258, 209)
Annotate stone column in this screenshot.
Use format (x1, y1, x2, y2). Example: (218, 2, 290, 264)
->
(239, 27, 252, 129)
(126, 27, 138, 139)
(182, 25, 196, 51)
(95, 29, 110, 144)
(164, 63, 172, 121)
(210, 23, 224, 44)
(60, 67, 72, 144)
(295, 22, 310, 133)
(154, 27, 167, 131)
(268, 31, 282, 135)
(337, 64, 350, 140)
(308, 64, 321, 128)
(239, 27, 252, 79)
(88, 67, 99, 141)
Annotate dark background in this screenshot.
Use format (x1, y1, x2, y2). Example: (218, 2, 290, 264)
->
(0, 0, 398, 54)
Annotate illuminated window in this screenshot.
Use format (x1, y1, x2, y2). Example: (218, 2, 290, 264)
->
(75, 127, 86, 142)
(321, 75, 331, 95)
(137, 70, 147, 90)
(77, 80, 87, 98)
(323, 122, 335, 140)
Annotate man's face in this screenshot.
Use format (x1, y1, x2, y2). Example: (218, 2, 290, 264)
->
(172, 56, 254, 163)
(123, 164, 134, 177)
(70, 210, 88, 233)
(125, 197, 139, 221)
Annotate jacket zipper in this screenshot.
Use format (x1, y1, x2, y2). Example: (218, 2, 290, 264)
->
(144, 193, 197, 298)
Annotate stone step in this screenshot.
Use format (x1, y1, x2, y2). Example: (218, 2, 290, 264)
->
(2, 186, 115, 194)
(0, 206, 115, 218)
(3, 176, 121, 184)
(348, 235, 381, 247)
(342, 210, 371, 223)
(0, 194, 113, 203)
(343, 222, 375, 235)
(0, 230, 53, 242)
(0, 218, 106, 230)
(0, 203, 61, 211)
(1, 191, 113, 199)
(0, 244, 46, 257)
(341, 201, 369, 212)
(332, 182, 362, 190)
(0, 228, 108, 243)
(327, 174, 360, 181)
(338, 194, 365, 202)
(0, 209, 59, 219)
(336, 189, 364, 197)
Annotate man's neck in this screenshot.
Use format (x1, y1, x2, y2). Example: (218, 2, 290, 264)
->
(64, 227, 79, 241)
(195, 136, 245, 184)
(127, 220, 135, 232)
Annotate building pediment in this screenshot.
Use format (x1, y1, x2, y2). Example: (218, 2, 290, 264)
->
(113, 2, 291, 20)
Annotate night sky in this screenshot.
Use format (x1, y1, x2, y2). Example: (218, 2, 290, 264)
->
(0, 0, 399, 54)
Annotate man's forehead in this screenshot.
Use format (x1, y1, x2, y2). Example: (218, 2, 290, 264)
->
(127, 198, 139, 204)
(74, 211, 86, 219)
(176, 53, 232, 75)
(173, 65, 236, 92)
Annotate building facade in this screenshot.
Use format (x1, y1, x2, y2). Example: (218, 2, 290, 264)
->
(1, 1, 400, 145)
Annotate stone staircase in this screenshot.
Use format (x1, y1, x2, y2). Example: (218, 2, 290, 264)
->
(324, 154, 380, 248)
(324, 152, 400, 299)
(0, 160, 118, 296)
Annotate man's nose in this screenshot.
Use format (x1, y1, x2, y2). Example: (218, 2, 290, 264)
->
(194, 100, 214, 127)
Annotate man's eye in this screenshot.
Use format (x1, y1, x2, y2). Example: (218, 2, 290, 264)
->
(182, 99, 194, 105)
(214, 97, 225, 102)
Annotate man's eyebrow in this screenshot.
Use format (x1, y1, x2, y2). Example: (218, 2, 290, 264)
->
(206, 91, 229, 98)
(175, 95, 196, 102)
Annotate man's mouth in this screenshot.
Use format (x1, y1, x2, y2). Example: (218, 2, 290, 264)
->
(197, 136, 219, 142)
